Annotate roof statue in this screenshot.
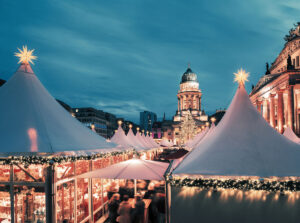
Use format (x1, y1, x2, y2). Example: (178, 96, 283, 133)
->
(0, 46, 117, 154)
(265, 62, 270, 75)
(173, 69, 300, 178)
(284, 22, 300, 42)
(287, 54, 295, 70)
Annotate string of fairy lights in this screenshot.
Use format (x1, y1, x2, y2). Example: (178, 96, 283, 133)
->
(0, 150, 136, 167)
(169, 177, 300, 192)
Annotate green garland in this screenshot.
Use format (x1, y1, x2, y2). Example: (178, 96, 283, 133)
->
(0, 149, 137, 167)
(169, 177, 300, 192)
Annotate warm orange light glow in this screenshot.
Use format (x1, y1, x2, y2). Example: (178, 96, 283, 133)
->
(28, 128, 38, 152)
(137, 127, 140, 131)
(118, 120, 122, 126)
(211, 117, 216, 123)
(129, 124, 133, 129)
(234, 68, 249, 85)
(15, 46, 37, 65)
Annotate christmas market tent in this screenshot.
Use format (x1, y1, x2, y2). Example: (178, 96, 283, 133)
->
(283, 126, 300, 144)
(173, 84, 300, 177)
(0, 62, 117, 153)
(185, 127, 209, 149)
(147, 134, 159, 147)
(135, 131, 152, 149)
(126, 128, 147, 151)
(110, 125, 132, 148)
(142, 134, 154, 148)
(78, 158, 169, 180)
(170, 72, 300, 223)
(193, 123, 215, 148)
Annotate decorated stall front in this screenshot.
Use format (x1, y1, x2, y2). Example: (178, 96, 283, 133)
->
(170, 69, 300, 223)
(0, 47, 133, 223)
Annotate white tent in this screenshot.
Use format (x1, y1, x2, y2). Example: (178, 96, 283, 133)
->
(186, 127, 209, 149)
(173, 83, 300, 177)
(77, 158, 169, 180)
(110, 126, 132, 148)
(283, 126, 300, 144)
(147, 134, 159, 147)
(126, 129, 146, 151)
(193, 124, 215, 149)
(135, 132, 151, 149)
(0, 63, 117, 153)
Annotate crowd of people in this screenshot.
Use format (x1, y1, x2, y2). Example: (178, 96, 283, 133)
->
(106, 180, 166, 223)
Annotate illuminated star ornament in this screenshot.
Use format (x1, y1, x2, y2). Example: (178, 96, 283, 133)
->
(234, 68, 249, 86)
(15, 46, 37, 65)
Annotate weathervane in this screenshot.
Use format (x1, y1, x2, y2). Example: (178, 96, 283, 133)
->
(234, 68, 249, 86)
(15, 46, 37, 65)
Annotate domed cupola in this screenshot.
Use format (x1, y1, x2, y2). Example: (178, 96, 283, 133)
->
(181, 67, 198, 83)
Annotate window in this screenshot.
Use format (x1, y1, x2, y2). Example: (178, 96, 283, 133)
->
(296, 56, 299, 67)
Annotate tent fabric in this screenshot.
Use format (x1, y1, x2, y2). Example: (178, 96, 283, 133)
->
(0, 63, 117, 153)
(283, 127, 300, 144)
(110, 126, 132, 148)
(126, 129, 146, 151)
(173, 84, 300, 178)
(77, 158, 170, 180)
(186, 127, 209, 149)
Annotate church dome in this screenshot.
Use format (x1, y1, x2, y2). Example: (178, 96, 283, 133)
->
(181, 67, 198, 83)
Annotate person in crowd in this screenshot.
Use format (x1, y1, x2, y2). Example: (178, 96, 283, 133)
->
(144, 182, 155, 199)
(107, 181, 119, 200)
(117, 195, 132, 223)
(148, 193, 158, 223)
(156, 193, 166, 223)
(108, 193, 120, 223)
(118, 181, 128, 201)
(126, 180, 135, 198)
(132, 194, 145, 223)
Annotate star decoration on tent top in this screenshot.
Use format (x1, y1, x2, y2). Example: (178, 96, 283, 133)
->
(234, 68, 249, 86)
(15, 46, 37, 65)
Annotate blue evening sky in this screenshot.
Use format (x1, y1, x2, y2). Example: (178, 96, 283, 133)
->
(0, 0, 299, 123)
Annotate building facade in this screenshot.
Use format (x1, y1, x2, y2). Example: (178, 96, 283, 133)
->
(72, 107, 118, 138)
(250, 23, 300, 134)
(152, 66, 209, 145)
(140, 111, 157, 132)
(173, 66, 208, 122)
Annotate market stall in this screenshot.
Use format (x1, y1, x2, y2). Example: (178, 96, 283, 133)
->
(170, 70, 300, 223)
(0, 47, 133, 223)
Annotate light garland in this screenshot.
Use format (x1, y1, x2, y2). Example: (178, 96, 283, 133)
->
(0, 150, 137, 167)
(169, 177, 300, 192)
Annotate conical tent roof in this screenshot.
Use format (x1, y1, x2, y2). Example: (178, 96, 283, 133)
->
(126, 129, 145, 151)
(0, 63, 117, 154)
(110, 126, 131, 147)
(283, 126, 300, 144)
(173, 84, 300, 177)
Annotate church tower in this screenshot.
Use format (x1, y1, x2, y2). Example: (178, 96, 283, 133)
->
(173, 66, 207, 122)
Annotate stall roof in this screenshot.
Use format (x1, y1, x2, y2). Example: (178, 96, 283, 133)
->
(110, 126, 132, 148)
(0, 63, 117, 153)
(283, 127, 300, 144)
(173, 84, 300, 178)
(77, 158, 170, 180)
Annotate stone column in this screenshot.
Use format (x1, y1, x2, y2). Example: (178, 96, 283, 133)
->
(269, 94, 275, 127)
(287, 85, 295, 130)
(177, 97, 180, 112)
(256, 100, 262, 114)
(277, 90, 284, 133)
(263, 99, 268, 120)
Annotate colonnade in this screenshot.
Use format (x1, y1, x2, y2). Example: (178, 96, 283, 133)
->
(177, 94, 201, 111)
(255, 86, 294, 133)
